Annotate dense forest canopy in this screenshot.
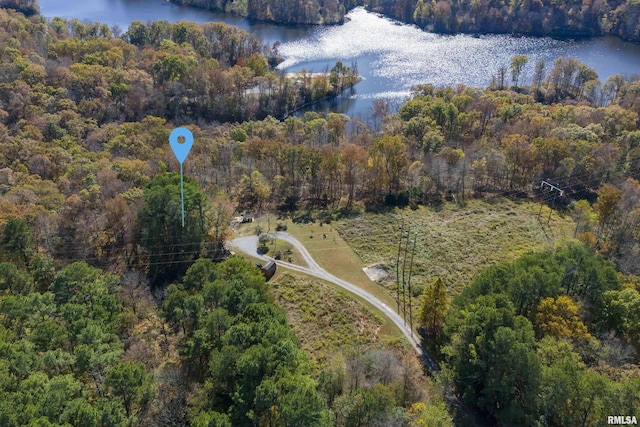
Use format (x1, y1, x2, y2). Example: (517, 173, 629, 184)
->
(370, 0, 640, 41)
(0, 0, 37, 16)
(0, 4, 639, 426)
(175, 0, 350, 25)
(442, 245, 640, 426)
(0, 6, 639, 273)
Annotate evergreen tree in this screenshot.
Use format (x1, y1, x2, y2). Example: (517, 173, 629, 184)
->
(138, 172, 209, 287)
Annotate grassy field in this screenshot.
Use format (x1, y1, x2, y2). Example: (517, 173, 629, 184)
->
(263, 237, 307, 267)
(235, 218, 399, 309)
(234, 199, 576, 334)
(270, 272, 406, 370)
(332, 199, 576, 296)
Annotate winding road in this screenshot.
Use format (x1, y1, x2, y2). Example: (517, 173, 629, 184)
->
(229, 232, 438, 373)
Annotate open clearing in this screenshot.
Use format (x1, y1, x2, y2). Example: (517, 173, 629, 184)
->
(232, 199, 575, 345)
(333, 199, 576, 295)
(235, 218, 397, 309)
(228, 233, 430, 363)
(271, 273, 400, 369)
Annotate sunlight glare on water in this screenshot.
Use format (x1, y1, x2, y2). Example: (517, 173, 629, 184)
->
(39, 0, 640, 116)
(278, 7, 636, 106)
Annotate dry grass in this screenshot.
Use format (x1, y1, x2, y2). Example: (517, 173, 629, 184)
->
(268, 238, 307, 267)
(233, 199, 575, 337)
(333, 199, 576, 296)
(271, 272, 405, 370)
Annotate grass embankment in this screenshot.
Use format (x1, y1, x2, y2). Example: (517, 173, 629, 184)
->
(271, 273, 407, 370)
(235, 199, 575, 339)
(236, 218, 398, 309)
(333, 199, 576, 296)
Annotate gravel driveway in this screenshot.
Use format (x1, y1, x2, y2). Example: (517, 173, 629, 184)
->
(228, 232, 438, 372)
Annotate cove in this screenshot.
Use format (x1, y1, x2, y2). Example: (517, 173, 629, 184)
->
(39, 0, 640, 119)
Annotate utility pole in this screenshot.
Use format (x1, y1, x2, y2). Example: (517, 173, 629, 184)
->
(395, 221, 404, 314)
(537, 195, 545, 219)
(538, 180, 564, 223)
(547, 191, 557, 224)
(401, 227, 411, 326)
(406, 233, 417, 337)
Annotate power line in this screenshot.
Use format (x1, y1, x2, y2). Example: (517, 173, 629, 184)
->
(407, 233, 417, 337)
(395, 220, 404, 315)
(401, 226, 410, 327)
(537, 180, 564, 223)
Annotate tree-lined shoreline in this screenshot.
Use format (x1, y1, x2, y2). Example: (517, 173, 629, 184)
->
(174, 0, 640, 43)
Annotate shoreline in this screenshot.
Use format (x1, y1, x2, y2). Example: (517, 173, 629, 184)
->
(167, 1, 640, 45)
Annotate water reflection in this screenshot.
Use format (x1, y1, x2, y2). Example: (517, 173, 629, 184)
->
(280, 8, 640, 118)
(39, 0, 640, 118)
(39, 0, 313, 45)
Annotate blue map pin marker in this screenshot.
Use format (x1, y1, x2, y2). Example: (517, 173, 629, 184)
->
(169, 127, 194, 228)
(169, 127, 193, 164)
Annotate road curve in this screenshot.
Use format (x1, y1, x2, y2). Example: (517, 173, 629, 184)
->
(228, 232, 438, 373)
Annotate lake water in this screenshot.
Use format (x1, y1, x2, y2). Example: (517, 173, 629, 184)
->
(40, 0, 640, 118)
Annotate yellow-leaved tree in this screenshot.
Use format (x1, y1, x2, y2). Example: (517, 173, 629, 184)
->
(419, 277, 449, 342)
(534, 295, 592, 342)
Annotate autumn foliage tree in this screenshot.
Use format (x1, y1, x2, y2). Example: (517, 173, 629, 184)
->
(419, 277, 449, 343)
(534, 296, 592, 342)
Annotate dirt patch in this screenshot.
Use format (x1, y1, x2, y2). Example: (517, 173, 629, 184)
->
(363, 264, 392, 282)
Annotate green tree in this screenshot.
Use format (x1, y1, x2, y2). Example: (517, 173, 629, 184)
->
(50, 261, 101, 305)
(255, 373, 331, 427)
(510, 55, 528, 89)
(138, 172, 209, 287)
(600, 287, 640, 349)
(192, 411, 232, 427)
(419, 277, 449, 342)
(1, 218, 32, 265)
(30, 254, 56, 293)
(163, 284, 190, 333)
(481, 321, 541, 424)
(538, 338, 609, 426)
(443, 295, 541, 424)
(105, 361, 153, 418)
(0, 262, 33, 295)
(182, 258, 218, 293)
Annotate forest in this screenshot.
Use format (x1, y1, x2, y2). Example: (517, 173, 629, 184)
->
(433, 245, 640, 425)
(175, 0, 352, 25)
(0, 0, 37, 16)
(369, 0, 640, 41)
(0, 4, 639, 426)
(175, 0, 640, 42)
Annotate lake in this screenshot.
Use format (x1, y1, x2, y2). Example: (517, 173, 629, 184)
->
(39, 0, 640, 119)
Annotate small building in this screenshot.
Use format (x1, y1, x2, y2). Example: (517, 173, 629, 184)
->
(259, 261, 276, 281)
(232, 214, 255, 226)
(241, 214, 255, 223)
